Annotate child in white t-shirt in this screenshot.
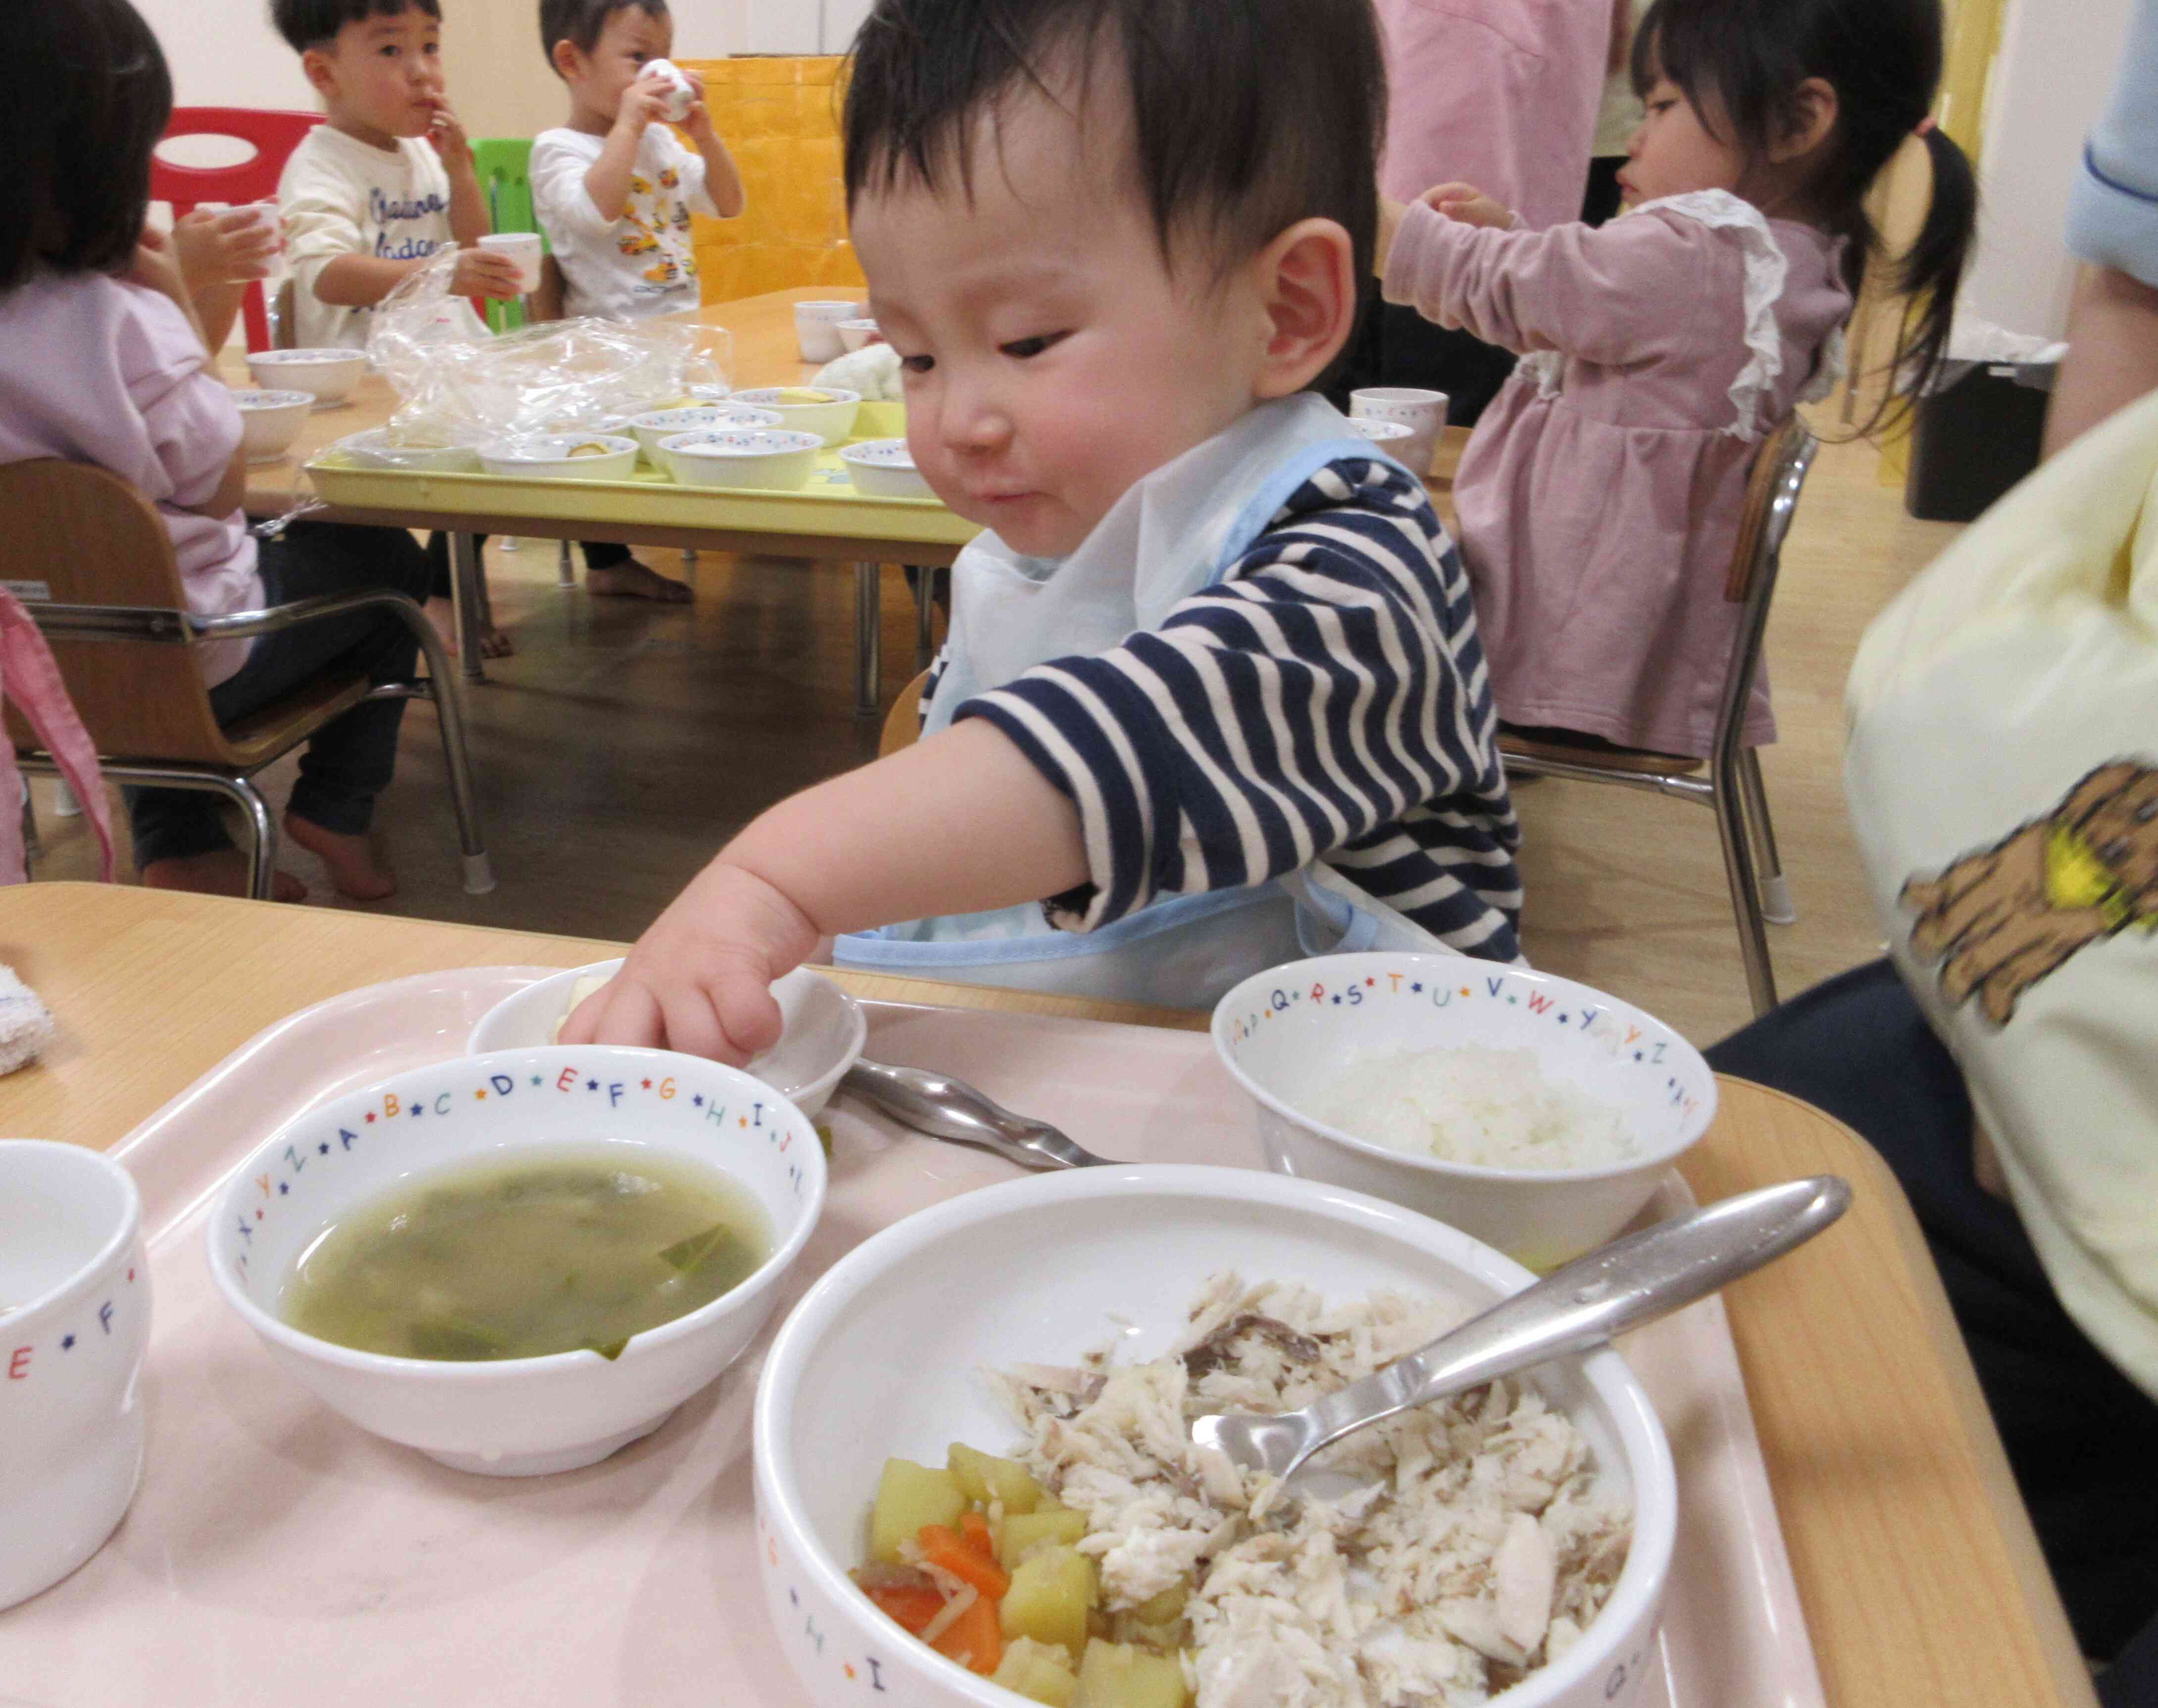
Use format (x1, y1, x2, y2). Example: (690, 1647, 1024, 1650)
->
(273, 0, 524, 656)
(530, 0, 746, 602)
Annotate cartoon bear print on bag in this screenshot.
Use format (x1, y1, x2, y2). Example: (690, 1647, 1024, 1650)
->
(1901, 760, 2158, 1025)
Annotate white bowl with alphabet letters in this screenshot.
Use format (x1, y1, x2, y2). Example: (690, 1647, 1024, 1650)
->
(206, 1046, 826, 1476)
(1211, 954, 1715, 1270)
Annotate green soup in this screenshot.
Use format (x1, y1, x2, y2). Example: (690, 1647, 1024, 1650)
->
(282, 1145, 771, 1361)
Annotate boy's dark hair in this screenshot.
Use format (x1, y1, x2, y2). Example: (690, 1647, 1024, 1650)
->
(0, 0, 172, 293)
(540, 0, 668, 61)
(843, 0, 1386, 285)
(271, 0, 442, 53)
(1634, 0, 1977, 425)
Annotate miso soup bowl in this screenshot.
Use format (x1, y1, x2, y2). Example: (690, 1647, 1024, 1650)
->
(206, 1045, 826, 1477)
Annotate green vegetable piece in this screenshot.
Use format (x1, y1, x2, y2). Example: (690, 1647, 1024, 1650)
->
(581, 1336, 630, 1361)
(869, 1458, 967, 1563)
(815, 1122, 835, 1157)
(949, 1442, 1043, 1513)
(658, 1223, 730, 1272)
(409, 1319, 507, 1359)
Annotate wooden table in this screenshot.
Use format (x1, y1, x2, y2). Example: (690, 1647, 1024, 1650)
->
(237, 287, 972, 709)
(0, 882, 2097, 1708)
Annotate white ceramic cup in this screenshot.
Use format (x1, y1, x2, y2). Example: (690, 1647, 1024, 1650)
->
(794, 300, 863, 363)
(0, 1141, 151, 1610)
(1350, 386, 1449, 477)
(642, 57, 698, 124)
(477, 232, 544, 295)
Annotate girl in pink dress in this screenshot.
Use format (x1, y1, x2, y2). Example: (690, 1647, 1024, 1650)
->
(1381, 0, 1976, 758)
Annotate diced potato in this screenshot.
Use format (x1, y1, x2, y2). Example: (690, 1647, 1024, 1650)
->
(998, 1505, 1090, 1569)
(1000, 1545, 1097, 1656)
(950, 1443, 1044, 1514)
(1127, 1583, 1187, 1626)
(1071, 1641, 1191, 1708)
(869, 1458, 966, 1564)
(991, 1637, 1080, 1707)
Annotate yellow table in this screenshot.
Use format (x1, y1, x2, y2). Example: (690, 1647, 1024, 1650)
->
(238, 287, 972, 709)
(0, 882, 2099, 1708)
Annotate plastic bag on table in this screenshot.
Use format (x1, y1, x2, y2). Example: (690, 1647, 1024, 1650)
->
(360, 247, 730, 452)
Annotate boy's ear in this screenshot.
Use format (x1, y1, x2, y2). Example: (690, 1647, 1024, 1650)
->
(1250, 218, 1357, 400)
(549, 38, 585, 82)
(300, 45, 339, 101)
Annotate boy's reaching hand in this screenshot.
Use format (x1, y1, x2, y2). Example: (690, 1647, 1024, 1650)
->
(558, 861, 821, 1064)
(1421, 182, 1515, 230)
(451, 246, 529, 300)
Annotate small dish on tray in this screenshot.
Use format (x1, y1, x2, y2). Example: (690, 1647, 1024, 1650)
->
(207, 1044, 827, 1477)
(468, 960, 866, 1118)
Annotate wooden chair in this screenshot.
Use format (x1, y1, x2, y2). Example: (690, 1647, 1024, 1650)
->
(151, 108, 323, 353)
(880, 667, 934, 756)
(1, 461, 494, 898)
(1497, 416, 1819, 1016)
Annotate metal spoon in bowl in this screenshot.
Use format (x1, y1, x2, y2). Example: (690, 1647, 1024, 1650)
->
(839, 1058, 1122, 1170)
(1190, 1174, 1851, 1484)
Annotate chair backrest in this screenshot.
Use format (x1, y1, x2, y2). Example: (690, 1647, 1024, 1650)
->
(1710, 415, 1819, 756)
(152, 108, 323, 353)
(472, 137, 542, 335)
(0, 461, 237, 764)
(880, 668, 933, 756)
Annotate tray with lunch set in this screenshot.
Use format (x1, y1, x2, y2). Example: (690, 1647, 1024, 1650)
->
(0, 960, 1824, 1708)
(301, 396, 982, 550)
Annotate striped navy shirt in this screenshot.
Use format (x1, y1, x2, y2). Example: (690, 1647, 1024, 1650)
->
(946, 454, 1524, 962)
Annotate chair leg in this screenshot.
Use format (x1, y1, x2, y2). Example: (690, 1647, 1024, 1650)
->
(229, 779, 279, 901)
(557, 540, 575, 588)
(1738, 748, 1795, 925)
(389, 594, 497, 895)
(19, 780, 38, 867)
(1710, 755, 1777, 1016)
(910, 564, 935, 672)
(854, 560, 883, 719)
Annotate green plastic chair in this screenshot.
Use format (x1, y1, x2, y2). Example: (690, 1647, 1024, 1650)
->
(472, 137, 545, 334)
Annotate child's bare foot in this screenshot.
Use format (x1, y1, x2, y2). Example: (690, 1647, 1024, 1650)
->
(141, 849, 308, 902)
(587, 559, 692, 603)
(283, 813, 396, 901)
(422, 597, 515, 658)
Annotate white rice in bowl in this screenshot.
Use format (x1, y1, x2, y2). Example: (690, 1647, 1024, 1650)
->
(1305, 1046, 1639, 1171)
(987, 1272, 1632, 1707)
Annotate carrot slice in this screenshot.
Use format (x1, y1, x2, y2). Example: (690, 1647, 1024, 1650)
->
(919, 1523, 1011, 1600)
(861, 1581, 945, 1635)
(959, 1510, 998, 1560)
(929, 1589, 1004, 1675)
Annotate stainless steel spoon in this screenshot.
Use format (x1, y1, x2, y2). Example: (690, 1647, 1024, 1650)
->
(1190, 1174, 1851, 1483)
(839, 1058, 1121, 1170)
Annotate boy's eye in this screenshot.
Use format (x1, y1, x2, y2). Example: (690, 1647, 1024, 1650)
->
(899, 353, 935, 375)
(1000, 333, 1067, 360)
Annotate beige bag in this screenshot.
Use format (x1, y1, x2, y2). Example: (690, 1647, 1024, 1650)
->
(1845, 388, 2158, 1403)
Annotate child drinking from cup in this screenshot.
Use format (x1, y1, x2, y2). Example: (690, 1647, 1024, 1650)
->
(272, 0, 524, 656)
(0, 0, 436, 900)
(565, 0, 1521, 1062)
(530, 0, 749, 603)
(1380, 0, 1975, 758)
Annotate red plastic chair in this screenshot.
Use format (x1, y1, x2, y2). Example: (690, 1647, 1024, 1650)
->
(151, 108, 321, 352)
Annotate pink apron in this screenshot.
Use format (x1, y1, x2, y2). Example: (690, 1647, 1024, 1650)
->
(0, 589, 113, 885)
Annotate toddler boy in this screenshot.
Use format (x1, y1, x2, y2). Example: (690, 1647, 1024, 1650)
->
(567, 0, 1520, 1062)
(531, 0, 746, 600)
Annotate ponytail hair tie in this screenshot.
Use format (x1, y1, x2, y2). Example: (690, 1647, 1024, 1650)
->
(1913, 114, 1937, 138)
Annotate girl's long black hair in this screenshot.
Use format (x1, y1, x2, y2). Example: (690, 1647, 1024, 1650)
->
(0, 0, 173, 293)
(1634, 0, 1977, 427)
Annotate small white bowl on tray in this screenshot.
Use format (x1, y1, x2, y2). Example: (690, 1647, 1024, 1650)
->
(1211, 953, 1716, 1270)
(839, 438, 934, 499)
(246, 347, 366, 406)
(468, 960, 866, 1118)
(477, 433, 640, 481)
(231, 390, 314, 463)
(726, 386, 862, 447)
(207, 1044, 827, 1478)
(331, 428, 483, 472)
(753, 1164, 1675, 1708)
(628, 403, 783, 464)
(657, 427, 823, 491)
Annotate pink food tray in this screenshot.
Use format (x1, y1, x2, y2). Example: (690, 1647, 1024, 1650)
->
(0, 968, 1824, 1708)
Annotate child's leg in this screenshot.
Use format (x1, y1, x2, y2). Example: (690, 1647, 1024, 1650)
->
(422, 531, 514, 656)
(232, 523, 435, 899)
(581, 539, 692, 603)
(126, 783, 307, 901)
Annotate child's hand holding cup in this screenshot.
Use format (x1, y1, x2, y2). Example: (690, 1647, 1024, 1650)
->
(174, 201, 282, 287)
(476, 233, 545, 296)
(0, 1142, 151, 1610)
(641, 58, 699, 125)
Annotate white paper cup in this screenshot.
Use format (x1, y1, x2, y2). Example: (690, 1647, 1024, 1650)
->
(1350, 387, 1449, 477)
(794, 300, 862, 363)
(643, 58, 698, 124)
(477, 233, 544, 295)
(0, 1142, 150, 1610)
